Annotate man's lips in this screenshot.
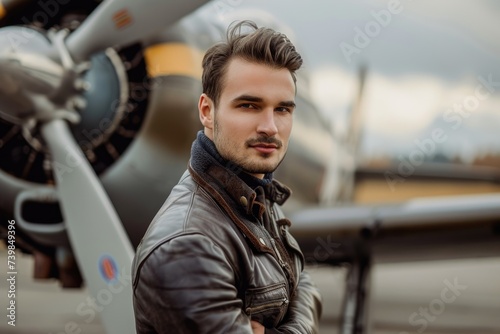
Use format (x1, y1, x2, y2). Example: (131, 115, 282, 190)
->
(250, 143, 278, 154)
(246, 137, 282, 154)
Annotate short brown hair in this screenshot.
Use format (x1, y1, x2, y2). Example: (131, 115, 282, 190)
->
(202, 20, 303, 107)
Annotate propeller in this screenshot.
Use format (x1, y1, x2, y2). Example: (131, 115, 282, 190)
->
(0, 2, 209, 333)
(65, 0, 209, 62)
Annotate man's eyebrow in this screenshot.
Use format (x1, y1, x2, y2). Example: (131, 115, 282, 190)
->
(232, 95, 296, 108)
(278, 100, 296, 108)
(231, 95, 263, 103)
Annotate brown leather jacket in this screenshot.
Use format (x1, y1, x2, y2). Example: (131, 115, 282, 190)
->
(132, 133, 322, 333)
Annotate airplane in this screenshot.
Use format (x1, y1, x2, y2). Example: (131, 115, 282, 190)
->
(0, 1, 499, 333)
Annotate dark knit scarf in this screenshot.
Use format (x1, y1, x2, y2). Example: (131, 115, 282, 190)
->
(195, 130, 274, 194)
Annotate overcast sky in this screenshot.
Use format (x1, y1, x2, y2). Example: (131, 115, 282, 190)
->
(201, 0, 500, 162)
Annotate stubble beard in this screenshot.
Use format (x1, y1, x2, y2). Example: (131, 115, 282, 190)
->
(213, 118, 285, 175)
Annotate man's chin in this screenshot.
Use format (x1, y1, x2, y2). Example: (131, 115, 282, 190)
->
(240, 162, 279, 175)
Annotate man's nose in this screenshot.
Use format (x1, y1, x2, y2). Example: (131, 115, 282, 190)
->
(256, 108, 278, 137)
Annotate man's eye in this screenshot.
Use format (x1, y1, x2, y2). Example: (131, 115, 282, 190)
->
(276, 107, 291, 113)
(239, 103, 256, 109)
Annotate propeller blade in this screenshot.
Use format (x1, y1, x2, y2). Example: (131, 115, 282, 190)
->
(66, 0, 209, 62)
(340, 66, 367, 202)
(347, 65, 367, 161)
(40, 118, 136, 334)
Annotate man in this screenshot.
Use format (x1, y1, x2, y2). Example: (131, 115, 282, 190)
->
(132, 20, 322, 333)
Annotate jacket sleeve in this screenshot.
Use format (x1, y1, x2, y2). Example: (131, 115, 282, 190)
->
(133, 233, 253, 334)
(267, 271, 323, 334)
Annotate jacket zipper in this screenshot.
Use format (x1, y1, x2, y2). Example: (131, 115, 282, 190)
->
(268, 204, 284, 267)
(265, 203, 294, 299)
(269, 206, 280, 237)
(245, 297, 289, 315)
(270, 238, 286, 268)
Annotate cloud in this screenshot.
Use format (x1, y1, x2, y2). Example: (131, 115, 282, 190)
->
(310, 67, 448, 136)
(310, 66, 500, 160)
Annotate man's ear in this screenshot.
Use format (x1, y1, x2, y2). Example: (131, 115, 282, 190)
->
(199, 93, 214, 130)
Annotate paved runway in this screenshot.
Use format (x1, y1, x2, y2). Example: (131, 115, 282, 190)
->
(1, 250, 499, 333)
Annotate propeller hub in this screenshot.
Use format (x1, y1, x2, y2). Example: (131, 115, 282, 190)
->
(0, 26, 63, 124)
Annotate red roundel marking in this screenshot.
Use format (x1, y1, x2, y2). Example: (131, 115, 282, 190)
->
(113, 9, 133, 29)
(99, 256, 118, 283)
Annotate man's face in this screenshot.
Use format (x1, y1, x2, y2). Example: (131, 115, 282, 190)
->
(200, 57, 296, 179)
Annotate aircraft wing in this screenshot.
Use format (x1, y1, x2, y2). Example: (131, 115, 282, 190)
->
(290, 192, 500, 333)
(290, 192, 500, 265)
